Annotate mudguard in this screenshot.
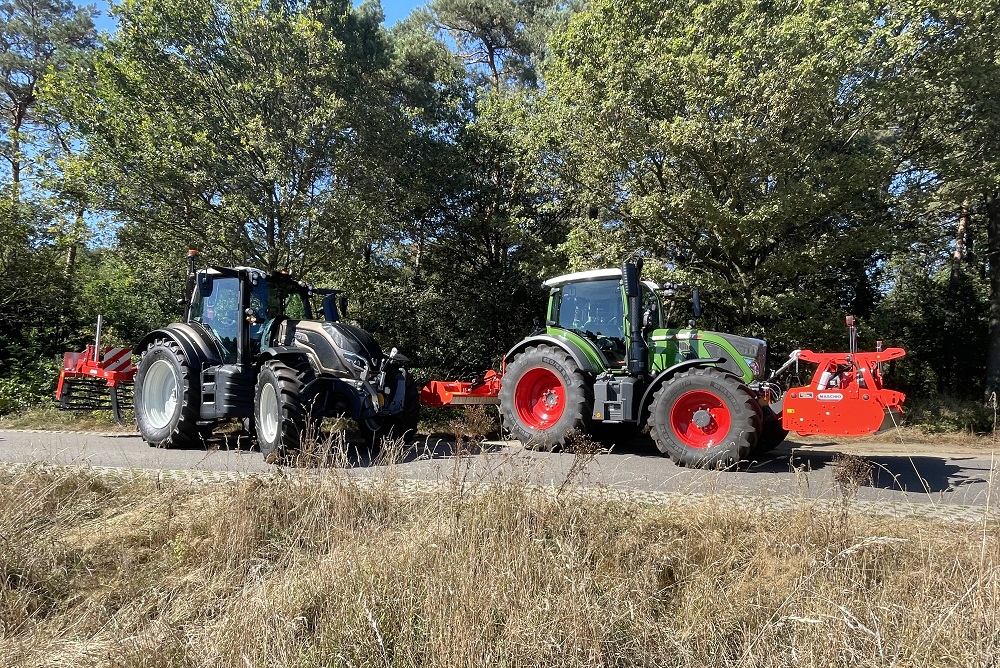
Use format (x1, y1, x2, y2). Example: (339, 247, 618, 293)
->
(504, 335, 597, 375)
(134, 324, 221, 371)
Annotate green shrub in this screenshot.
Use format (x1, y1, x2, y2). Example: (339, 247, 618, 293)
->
(902, 395, 997, 434)
(0, 356, 61, 416)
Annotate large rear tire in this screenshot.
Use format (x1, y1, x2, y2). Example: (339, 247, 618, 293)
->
(254, 358, 316, 459)
(134, 339, 204, 447)
(648, 367, 758, 468)
(499, 344, 589, 450)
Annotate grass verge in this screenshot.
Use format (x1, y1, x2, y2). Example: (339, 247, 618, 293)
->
(0, 405, 133, 432)
(0, 462, 997, 667)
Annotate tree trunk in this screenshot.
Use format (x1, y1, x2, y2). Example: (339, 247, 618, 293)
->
(984, 191, 1000, 400)
(950, 197, 971, 288)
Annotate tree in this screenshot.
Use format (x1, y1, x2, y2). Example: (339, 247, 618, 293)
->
(856, 0, 1000, 398)
(0, 0, 96, 415)
(536, 0, 909, 351)
(47, 0, 409, 274)
(0, 0, 95, 205)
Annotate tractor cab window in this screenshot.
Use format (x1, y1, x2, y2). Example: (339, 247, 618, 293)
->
(248, 278, 311, 354)
(554, 278, 627, 366)
(190, 276, 240, 363)
(641, 284, 664, 329)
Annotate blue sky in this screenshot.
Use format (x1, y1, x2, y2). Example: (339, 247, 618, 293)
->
(91, 1, 427, 33)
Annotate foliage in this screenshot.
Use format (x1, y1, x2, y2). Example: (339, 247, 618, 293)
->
(537, 0, 905, 348)
(45, 0, 409, 273)
(3, 0, 1000, 415)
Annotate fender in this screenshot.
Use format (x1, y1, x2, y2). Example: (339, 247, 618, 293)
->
(637, 358, 726, 422)
(135, 323, 221, 371)
(504, 335, 596, 375)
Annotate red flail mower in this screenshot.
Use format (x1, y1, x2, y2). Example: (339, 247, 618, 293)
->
(779, 317, 906, 436)
(55, 316, 136, 426)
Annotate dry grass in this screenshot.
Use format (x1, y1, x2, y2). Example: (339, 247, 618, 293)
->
(0, 460, 997, 667)
(0, 405, 134, 432)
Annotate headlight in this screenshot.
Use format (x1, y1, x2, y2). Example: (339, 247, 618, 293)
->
(343, 351, 368, 372)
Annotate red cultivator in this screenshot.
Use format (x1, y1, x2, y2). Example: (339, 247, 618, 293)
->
(55, 316, 136, 426)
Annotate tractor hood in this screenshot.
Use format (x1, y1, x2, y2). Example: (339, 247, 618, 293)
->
(713, 332, 767, 379)
(276, 320, 385, 379)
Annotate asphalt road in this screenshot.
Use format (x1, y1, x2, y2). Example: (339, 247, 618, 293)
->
(1, 428, 997, 518)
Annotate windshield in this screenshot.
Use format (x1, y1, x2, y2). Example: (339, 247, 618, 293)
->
(555, 278, 625, 337)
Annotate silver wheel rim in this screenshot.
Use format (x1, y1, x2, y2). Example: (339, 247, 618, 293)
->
(259, 382, 279, 444)
(144, 360, 178, 430)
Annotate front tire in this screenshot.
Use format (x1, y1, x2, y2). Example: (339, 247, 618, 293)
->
(648, 367, 758, 468)
(358, 369, 421, 446)
(134, 339, 203, 447)
(752, 403, 788, 456)
(499, 344, 589, 450)
(254, 358, 315, 459)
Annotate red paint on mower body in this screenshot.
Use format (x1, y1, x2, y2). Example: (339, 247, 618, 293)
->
(420, 369, 502, 407)
(781, 348, 906, 437)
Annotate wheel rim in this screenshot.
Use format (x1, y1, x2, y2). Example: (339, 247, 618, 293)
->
(143, 360, 178, 430)
(669, 390, 731, 449)
(259, 382, 279, 444)
(514, 367, 566, 430)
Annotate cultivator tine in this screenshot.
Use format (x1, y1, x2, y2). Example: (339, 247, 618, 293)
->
(110, 383, 135, 427)
(58, 377, 114, 411)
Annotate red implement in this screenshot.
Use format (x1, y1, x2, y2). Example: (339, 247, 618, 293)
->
(55, 317, 137, 426)
(420, 369, 502, 407)
(55, 344, 135, 397)
(781, 347, 906, 437)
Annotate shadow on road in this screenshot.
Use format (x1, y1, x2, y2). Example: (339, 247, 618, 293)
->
(593, 434, 988, 495)
(195, 428, 991, 495)
(748, 447, 986, 495)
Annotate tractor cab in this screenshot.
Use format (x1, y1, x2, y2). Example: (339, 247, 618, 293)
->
(544, 268, 663, 369)
(187, 267, 316, 365)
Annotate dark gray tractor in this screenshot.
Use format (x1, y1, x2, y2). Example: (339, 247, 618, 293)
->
(132, 251, 418, 457)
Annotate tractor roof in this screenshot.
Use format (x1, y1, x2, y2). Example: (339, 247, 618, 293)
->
(542, 268, 621, 288)
(542, 268, 660, 292)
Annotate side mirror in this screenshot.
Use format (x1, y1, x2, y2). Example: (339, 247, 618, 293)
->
(692, 288, 702, 318)
(340, 295, 348, 316)
(198, 274, 214, 296)
(642, 309, 655, 331)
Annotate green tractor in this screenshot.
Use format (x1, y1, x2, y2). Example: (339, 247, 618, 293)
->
(132, 251, 419, 458)
(496, 256, 784, 467)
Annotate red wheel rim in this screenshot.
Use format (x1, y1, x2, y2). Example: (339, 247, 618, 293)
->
(669, 390, 731, 449)
(514, 367, 566, 430)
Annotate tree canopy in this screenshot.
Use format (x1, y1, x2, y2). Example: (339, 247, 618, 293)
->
(1, 0, 999, 413)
